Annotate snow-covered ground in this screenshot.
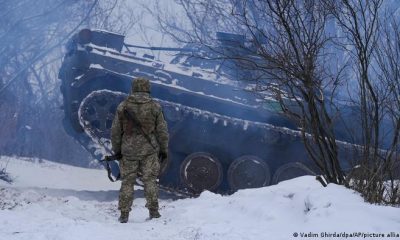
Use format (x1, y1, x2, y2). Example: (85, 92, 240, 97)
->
(0, 156, 399, 240)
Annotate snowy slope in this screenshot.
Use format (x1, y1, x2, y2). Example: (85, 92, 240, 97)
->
(0, 156, 119, 191)
(0, 156, 399, 240)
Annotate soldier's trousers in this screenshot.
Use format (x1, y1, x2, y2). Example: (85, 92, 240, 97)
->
(118, 153, 160, 212)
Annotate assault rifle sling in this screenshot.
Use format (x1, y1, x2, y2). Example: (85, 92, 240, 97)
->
(123, 106, 157, 150)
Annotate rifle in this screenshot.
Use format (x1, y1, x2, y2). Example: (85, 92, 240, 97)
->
(102, 153, 122, 162)
(100, 153, 122, 182)
(80, 120, 121, 182)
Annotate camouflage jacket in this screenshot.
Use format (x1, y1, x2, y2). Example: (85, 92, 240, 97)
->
(111, 92, 169, 158)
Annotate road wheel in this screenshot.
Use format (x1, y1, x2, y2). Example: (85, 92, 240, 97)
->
(228, 155, 271, 191)
(180, 152, 223, 193)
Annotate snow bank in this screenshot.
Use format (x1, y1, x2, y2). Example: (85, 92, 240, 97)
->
(0, 156, 399, 240)
(0, 156, 119, 191)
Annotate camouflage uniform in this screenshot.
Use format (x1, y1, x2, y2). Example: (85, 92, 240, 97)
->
(111, 77, 169, 220)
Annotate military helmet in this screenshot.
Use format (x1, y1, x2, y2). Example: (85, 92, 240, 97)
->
(132, 77, 150, 93)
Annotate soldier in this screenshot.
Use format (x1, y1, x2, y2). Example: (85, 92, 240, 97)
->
(111, 77, 169, 223)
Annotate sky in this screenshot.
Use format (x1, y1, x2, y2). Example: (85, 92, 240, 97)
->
(125, 0, 181, 49)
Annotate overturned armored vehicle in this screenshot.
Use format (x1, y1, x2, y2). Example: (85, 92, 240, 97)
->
(59, 29, 318, 195)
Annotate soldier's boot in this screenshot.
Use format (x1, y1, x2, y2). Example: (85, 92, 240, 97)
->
(149, 209, 161, 219)
(119, 211, 129, 223)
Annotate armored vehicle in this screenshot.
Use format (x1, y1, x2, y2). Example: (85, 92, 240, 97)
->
(59, 29, 318, 195)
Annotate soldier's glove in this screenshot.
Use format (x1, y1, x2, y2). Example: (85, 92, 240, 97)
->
(158, 151, 168, 164)
(114, 152, 123, 160)
(104, 153, 122, 161)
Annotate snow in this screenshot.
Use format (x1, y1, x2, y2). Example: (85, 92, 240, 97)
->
(88, 64, 104, 70)
(0, 156, 118, 191)
(1, 156, 400, 240)
(243, 120, 249, 130)
(74, 74, 84, 80)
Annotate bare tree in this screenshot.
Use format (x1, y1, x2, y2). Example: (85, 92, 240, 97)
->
(0, 0, 100, 162)
(373, 13, 400, 205)
(326, 0, 399, 205)
(0, 0, 139, 165)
